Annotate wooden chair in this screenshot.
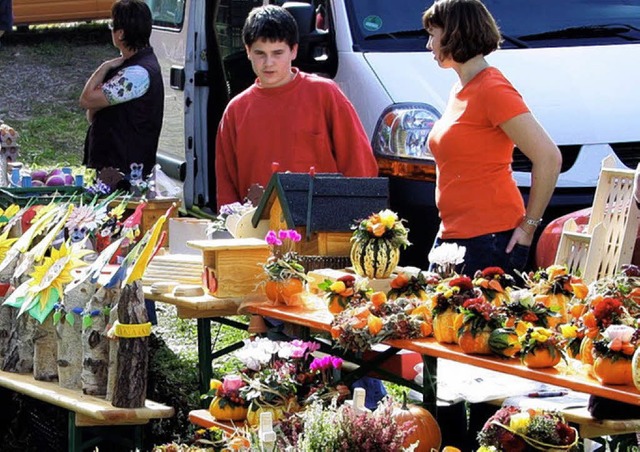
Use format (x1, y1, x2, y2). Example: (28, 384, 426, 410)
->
(554, 155, 640, 283)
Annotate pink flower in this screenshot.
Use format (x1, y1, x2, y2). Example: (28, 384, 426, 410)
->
(265, 230, 282, 246)
(222, 374, 244, 392)
(330, 357, 343, 369)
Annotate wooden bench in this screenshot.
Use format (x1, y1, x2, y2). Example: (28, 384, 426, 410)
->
(0, 370, 174, 451)
(188, 409, 246, 434)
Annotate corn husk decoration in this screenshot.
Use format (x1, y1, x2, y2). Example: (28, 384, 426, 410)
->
(0, 203, 69, 373)
(111, 204, 174, 408)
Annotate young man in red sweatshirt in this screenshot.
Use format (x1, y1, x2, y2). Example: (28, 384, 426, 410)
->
(214, 4, 378, 208)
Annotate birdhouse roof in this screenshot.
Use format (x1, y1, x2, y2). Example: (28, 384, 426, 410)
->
(251, 172, 389, 234)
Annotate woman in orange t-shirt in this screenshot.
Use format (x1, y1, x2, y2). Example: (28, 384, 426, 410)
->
(423, 0, 561, 276)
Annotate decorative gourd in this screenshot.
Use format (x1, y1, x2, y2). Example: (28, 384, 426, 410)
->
(208, 396, 248, 421)
(433, 309, 462, 344)
(328, 294, 350, 315)
(488, 328, 521, 358)
(350, 238, 399, 279)
(592, 357, 633, 385)
(393, 393, 441, 452)
(457, 330, 492, 355)
(633, 346, 640, 391)
(522, 347, 561, 369)
(264, 278, 304, 304)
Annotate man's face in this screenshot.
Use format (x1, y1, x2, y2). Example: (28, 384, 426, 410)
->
(246, 38, 298, 89)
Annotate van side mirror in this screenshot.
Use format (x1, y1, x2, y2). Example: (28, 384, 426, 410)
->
(283, 2, 331, 74)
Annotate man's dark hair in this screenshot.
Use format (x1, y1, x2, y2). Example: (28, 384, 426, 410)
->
(422, 0, 501, 63)
(242, 5, 299, 48)
(112, 0, 153, 51)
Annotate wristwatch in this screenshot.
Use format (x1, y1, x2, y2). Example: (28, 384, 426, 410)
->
(522, 216, 543, 227)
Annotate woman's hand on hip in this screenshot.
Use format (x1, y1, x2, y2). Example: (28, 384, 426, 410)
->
(506, 227, 533, 253)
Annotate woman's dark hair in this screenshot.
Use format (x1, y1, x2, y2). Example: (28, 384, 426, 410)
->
(242, 5, 299, 48)
(422, 0, 501, 63)
(112, 0, 153, 51)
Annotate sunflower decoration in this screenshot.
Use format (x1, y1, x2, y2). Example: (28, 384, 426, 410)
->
(0, 229, 18, 263)
(5, 242, 91, 323)
(0, 204, 20, 228)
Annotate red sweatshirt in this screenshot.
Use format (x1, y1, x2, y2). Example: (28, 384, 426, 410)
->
(215, 69, 378, 207)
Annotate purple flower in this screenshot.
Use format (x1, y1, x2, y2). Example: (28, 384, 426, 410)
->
(278, 229, 290, 240)
(330, 357, 343, 369)
(222, 374, 244, 392)
(265, 230, 282, 246)
(289, 230, 302, 242)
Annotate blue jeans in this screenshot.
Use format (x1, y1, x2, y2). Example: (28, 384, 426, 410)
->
(430, 229, 530, 277)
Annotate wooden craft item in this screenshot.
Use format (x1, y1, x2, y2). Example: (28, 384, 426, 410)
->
(33, 316, 58, 381)
(0, 259, 17, 361)
(112, 280, 149, 408)
(81, 286, 120, 396)
(173, 284, 205, 297)
(59, 238, 123, 390)
(150, 281, 180, 295)
(105, 302, 119, 402)
(2, 309, 36, 373)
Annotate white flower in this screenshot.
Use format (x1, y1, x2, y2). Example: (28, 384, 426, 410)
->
(428, 243, 466, 266)
(603, 324, 635, 343)
(234, 338, 280, 371)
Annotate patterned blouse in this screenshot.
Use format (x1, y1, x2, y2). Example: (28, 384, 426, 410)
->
(102, 65, 150, 104)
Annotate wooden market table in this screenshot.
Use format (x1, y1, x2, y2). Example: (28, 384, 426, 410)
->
(243, 302, 640, 439)
(143, 287, 251, 395)
(0, 370, 174, 451)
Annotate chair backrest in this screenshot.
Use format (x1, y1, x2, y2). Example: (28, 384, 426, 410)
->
(554, 155, 640, 282)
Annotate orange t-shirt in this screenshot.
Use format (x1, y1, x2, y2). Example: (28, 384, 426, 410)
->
(427, 67, 529, 239)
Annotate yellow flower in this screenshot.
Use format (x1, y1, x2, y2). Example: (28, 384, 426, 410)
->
(560, 324, 578, 339)
(378, 209, 398, 229)
(329, 281, 346, 293)
(508, 411, 531, 433)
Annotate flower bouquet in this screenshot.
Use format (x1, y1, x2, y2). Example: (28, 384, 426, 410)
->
(387, 270, 439, 301)
(518, 325, 567, 369)
(428, 242, 466, 278)
(303, 355, 349, 406)
(262, 229, 308, 305)
(205, 375, 250, 421)
(431, 275, 481, 344)
(477, 405, 579, 451)
(350, 209, 409, 279)
(318, 274, 372, 315)
(503, 290, 558, 330)
(590, 264, 640, 318)
(457, 296, 506, 355)
(522, 265, 589, 328)
(591, 324, 638, 385)
(330, 294, 425, 353)
(473, 266, 516, 306)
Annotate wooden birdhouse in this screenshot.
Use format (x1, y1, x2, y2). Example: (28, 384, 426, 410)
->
(251, 172, 389, 257)
(187, 238, 270, 298)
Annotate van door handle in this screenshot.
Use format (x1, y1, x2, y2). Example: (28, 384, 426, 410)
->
(170, 65, 185, 90)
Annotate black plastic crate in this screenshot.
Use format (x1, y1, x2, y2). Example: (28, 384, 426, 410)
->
(0, 186, 86, 208)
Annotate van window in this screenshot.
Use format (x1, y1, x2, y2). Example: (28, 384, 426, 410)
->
(348, 0, 640, 52)
(147, 0, 186, 29)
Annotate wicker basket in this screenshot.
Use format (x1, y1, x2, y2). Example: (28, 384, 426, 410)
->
(298, 255, 351, 273)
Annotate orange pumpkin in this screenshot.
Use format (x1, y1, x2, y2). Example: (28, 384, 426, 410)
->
(328, 294, 349, 315)
(522, 346, 562, 368)
(536, 293, 568, 328)
(457, 330, 492, 355)
(592, 357, 633, 385)
(579, 336, 595, 365)
(209, 396, 248, 421)
(433, 309, 462, 344)
(265, 278, 304, 304)
(393, 394, 441, 452)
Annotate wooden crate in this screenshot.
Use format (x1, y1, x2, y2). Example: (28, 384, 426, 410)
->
(187, 238, 270, 298)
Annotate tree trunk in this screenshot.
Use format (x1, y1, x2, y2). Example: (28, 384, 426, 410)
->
(33, 316, 58, 381)
(2, 311, 36, 373)
(81, 286, 119, 396)
(0, 256, 19, 359)
(112, 280, 149, 408)
(105, 302, 119, 402)
(57, 279, 96, 390)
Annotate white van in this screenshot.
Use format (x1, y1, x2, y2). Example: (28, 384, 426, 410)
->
(147, 0, 640, 265)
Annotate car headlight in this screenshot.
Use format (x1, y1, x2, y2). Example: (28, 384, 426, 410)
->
(372, 103, 440, 160)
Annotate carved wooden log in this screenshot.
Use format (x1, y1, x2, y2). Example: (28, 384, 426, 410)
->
(105, 303, 119, 402)
(112, 280, 149, 408)
(81, 286, 119, 396)
(33, 316, 58, 381)
(0, 256, 19, 360)
(57, 278, 97, 390)
(2, 312, 36, 373)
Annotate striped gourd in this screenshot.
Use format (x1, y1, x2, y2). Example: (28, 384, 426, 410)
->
(350, 238, 400, 279)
